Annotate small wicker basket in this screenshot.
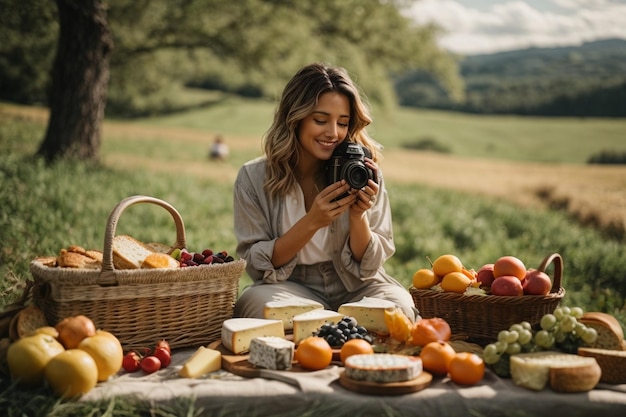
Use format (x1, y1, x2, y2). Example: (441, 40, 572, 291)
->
(30, 195, 246, 351)
(410, 253, 565, 345)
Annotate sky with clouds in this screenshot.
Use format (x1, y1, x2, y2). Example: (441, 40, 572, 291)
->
(405, 0, 626, 55)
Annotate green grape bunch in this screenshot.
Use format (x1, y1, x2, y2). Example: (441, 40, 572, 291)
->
(482, 306, 598, 378)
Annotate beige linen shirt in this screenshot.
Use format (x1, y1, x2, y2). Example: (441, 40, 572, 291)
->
(233, 156, 401, 292)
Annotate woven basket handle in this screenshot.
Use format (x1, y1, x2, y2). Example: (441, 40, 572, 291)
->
(98, 195, 186, 285)
(537, 252, 563, 294)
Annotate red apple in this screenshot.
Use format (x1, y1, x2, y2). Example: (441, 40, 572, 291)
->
(491, 275, 524, 296)
(476, 264, 495, 287)
(523, 269, 552, 295)
(493, 256, 526, 281)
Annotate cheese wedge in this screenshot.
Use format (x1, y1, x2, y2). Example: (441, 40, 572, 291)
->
(510, 351, 601, 392)
(179, 346, 222, 378)
(221, 318, 285, 354)
(344, 353, 423, 383)
(292, 310, 344, 345)
(263, 299, 324, 330)
(249, 336, 295, 370)
(338, 297, 396, 334)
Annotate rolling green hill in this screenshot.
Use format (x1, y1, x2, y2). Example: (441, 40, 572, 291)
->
(396, 38, 626, 117)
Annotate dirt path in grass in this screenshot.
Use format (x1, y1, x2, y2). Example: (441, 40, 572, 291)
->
(5, 103, 625, 239)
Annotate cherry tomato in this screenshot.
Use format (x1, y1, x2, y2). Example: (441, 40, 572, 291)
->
(153, 347, 171, 368)
(122, 351, 141, 373)
(140, 355, 161, 374)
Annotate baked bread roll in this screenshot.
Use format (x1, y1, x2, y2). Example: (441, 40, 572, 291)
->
(579, 312, 625, 350)
(141, 252, 179, 269)
(56, 245, 103, 269)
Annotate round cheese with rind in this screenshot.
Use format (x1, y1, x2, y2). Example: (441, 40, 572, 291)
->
(344, 353, 422, 383)
(510, 351, 601, 392)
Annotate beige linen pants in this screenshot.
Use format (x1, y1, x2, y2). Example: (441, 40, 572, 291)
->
(233, 261, 419, 321)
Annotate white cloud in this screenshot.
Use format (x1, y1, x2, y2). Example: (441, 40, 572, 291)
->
(406, 0, 626, 55)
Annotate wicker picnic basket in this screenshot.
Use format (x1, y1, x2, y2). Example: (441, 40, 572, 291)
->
(410, 253, 565, 345)
(30, 195, 246, 351)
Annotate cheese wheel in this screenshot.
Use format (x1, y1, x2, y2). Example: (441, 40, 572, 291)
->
(510, 351, 600, 392)
(344, 353, 422, 383)
(549, 360, 601, 392)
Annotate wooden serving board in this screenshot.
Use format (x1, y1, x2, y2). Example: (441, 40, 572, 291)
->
(207, 340, 341, 378)
(339, 371, 432, 395)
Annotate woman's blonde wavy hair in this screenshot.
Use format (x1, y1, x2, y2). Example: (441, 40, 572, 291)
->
(262, 62, 379, 198)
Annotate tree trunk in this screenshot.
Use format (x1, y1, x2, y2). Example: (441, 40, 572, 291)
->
(37, 0, 113, 162)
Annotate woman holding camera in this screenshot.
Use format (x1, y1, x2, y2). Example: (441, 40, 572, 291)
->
(233, 62, 418, 322)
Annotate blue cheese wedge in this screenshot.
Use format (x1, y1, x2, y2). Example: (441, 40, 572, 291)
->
(249, 336, 295, 370)
(263, 299, 324, 330)
(344, 353, 423, 383)
(292, 309, 344, 345)
(221, 318, 285, 354)
(338, 297, 396, 334)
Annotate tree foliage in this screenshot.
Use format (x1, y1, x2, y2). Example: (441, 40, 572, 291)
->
(1, 0, 464, 161)
(1, 0, 463, 117)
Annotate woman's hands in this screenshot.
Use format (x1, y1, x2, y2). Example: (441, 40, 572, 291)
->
(307, 180, 356, 229)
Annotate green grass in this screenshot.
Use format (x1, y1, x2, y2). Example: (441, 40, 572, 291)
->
(135, 92, 626, 164)
(1, 101, 626, 416)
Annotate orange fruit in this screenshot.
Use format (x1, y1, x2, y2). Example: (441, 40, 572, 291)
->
(448, 352, 485, 385)
(440, 271, 472, 293)
(420, 341, 456, 375)
(55, 315, 96, 349)
(340, 339, 374, 364)
(384, 308, 413, 343)
(78, 330, 124, 381)
(412, 268, 440, 289)
(410, 317, 451, 347)
(45, 349, 98, 399)
(432, 254, 463, 277)
(493, 256, 526, 281)
(295, 337, 333, 371)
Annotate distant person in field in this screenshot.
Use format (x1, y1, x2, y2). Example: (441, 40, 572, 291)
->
(232, 62, 418, 322)
(209, 135, 229, 160)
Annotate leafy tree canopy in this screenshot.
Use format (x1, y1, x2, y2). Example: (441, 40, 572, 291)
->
(1, 0, 464, 116)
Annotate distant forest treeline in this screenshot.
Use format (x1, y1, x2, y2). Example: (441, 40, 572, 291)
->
(395, 39, 626, 117)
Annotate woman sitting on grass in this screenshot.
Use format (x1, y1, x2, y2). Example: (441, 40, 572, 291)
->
(232, 62, 418, 322)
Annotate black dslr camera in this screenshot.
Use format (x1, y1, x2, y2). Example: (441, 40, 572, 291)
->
(325, 141, 377, 192)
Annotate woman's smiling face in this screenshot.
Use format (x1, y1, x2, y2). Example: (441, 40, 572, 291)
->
(297, 91, 351, 163)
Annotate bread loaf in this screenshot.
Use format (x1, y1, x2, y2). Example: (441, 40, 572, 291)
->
(579, 312, 625, 350)
(578, 347, 626, 384)
(8, 305, 48, 341)
(112, 235, 156, 269)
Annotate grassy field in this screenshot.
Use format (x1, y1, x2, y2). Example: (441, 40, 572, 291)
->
(1, 98, 626, 415)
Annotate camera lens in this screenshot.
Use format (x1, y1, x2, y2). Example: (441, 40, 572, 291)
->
(343, 162, 369, 189)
